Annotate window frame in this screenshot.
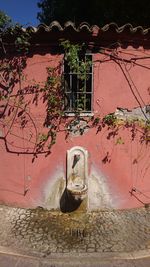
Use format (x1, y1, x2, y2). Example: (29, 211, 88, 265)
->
(63, 53, 94, 116)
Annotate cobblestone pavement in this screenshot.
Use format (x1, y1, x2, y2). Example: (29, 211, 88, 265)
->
(0, 205, 149, 257)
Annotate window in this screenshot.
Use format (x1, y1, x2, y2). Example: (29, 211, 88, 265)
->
(64, 54, 93, 114)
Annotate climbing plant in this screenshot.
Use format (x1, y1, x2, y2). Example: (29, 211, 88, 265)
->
(0, 25, 150, 161)
(0, 24, 150, 205)
(0, 34, 93, 157)
(61, 40, 91, 79)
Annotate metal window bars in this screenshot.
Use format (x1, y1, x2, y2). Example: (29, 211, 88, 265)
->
(64, 54, 93, 114)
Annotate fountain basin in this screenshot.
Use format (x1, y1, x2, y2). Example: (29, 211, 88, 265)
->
(67, 175, 88, 200)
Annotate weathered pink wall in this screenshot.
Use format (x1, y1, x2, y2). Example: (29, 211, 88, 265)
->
(0, 46, 150, 210)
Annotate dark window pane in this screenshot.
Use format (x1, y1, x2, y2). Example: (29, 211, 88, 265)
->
(64, 60, 70, 73)
(72, 91, 77, 110)
(78, 76, 85, 92)
(79, 53, 85, 62)
(64, 93, 71, 110)
(86, 74, 92, 92)
(64, 74, 70, 92)
(63, 54, 93, 113)
(86, 93, 92, 111)
(72, 74, 77, 92)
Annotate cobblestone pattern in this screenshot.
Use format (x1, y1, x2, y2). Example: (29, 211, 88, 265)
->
(0, 205, 149, 256)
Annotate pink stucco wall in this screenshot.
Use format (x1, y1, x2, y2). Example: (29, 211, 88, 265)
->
(0, 46, 150, 210)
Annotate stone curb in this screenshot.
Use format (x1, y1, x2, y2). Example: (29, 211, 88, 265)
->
(0, 245, 150, 261)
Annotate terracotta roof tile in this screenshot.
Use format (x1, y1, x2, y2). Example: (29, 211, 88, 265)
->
(2, 21, 150, 51)
(24, 21, 150, 35)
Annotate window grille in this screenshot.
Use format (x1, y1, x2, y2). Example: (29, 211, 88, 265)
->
(64, 54, 93, 114)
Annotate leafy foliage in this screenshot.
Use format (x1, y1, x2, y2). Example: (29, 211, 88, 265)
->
(0, 10, 31, 54)
(0, 10, 12, 31)
(61, 40, 91, 79)
(0, 28, 149, 160)
(61, 40, 92, 112)
(4, 24, 31, 53)
(42, 65, 64, 122)
(37, 0, 150, 26)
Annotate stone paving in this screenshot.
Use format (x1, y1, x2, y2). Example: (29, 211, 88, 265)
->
(0, 205, 149, 257)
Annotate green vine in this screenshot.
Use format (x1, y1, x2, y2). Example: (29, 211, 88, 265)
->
(61, 40, 91, 79)
(61, 40, 92, 112)
(61, 40, 80, 72)
(93, 112, 150, 145)
(0, 31, 149, 159)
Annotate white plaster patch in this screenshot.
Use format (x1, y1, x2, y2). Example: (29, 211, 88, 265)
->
(115, 106, 150, 121)
(41, 163, 129, 211)
(67, 118, 89, 136)
(88, 167, 113, 210)
(43, 166, 66, 210)
(88, 166, 131, 210)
